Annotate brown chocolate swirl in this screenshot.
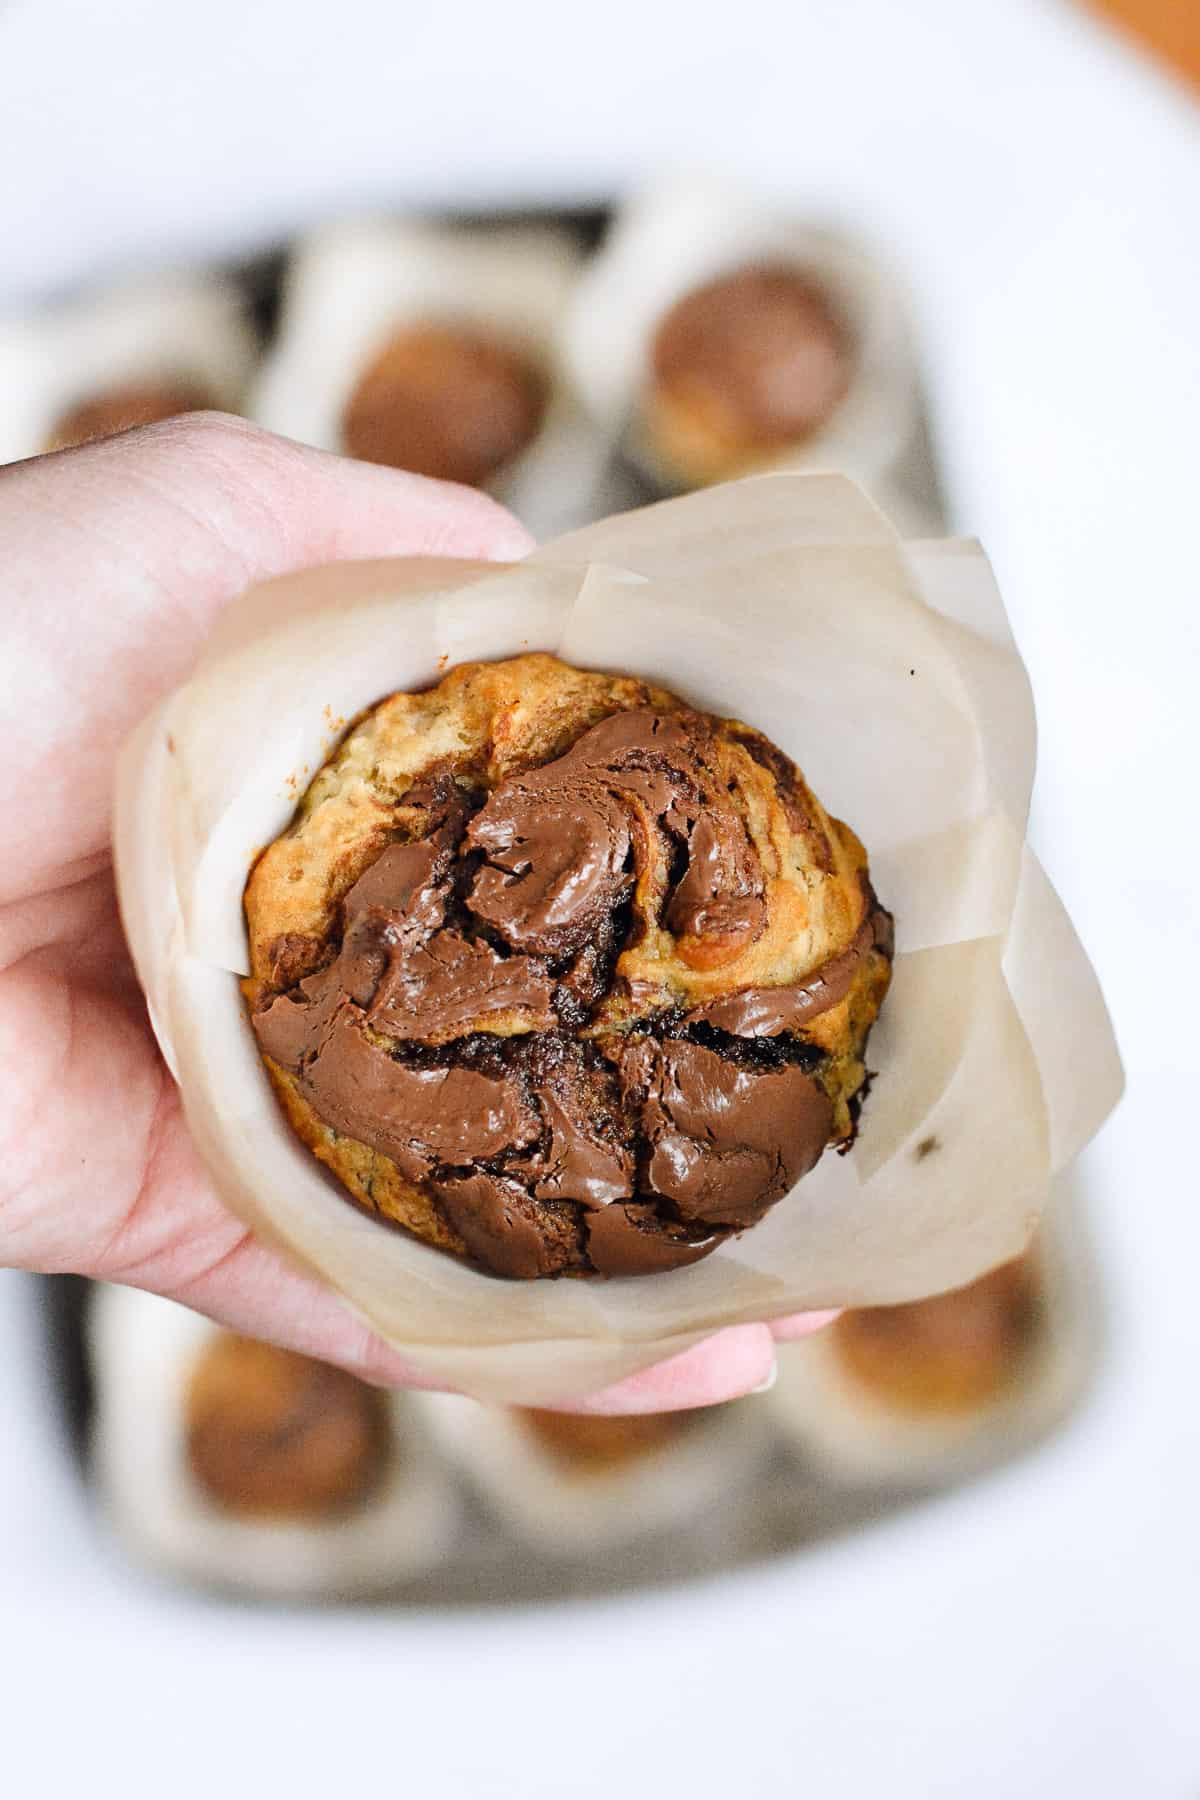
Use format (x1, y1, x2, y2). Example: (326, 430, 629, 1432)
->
(465, 710, 765, 962)
(618, 1038, 833, 1227)
(250, 703, 889, 1279)
(299, 1008, 540, 1184)
(685, 915, 877, 1037)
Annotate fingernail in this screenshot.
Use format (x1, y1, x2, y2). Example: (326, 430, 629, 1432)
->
(749, 1357, 778, 1395)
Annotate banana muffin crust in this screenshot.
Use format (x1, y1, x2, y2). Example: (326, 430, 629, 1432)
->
(243, 654, 892, 1279)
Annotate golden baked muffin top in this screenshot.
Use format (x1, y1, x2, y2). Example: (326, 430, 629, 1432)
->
(243, 653, 891, 1279)
(646, 263, 851, 485)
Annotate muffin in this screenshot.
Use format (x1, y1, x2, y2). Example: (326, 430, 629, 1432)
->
(251, 220, 604, 536)
(87, 1285, 459, 1598)
(645, 262, 852, 486)
(340, 321, 548, 487)
(515, 1406, 711, 1469)
(830, 1256, 1041, 1415)
(763, 1214, 1103, 1489)
(184, 1333, 390, 1521)
(413, 1387, 767, 1554)
(242, 652, 892, 1280)
(561, 176, 916, 504)
(43, 376, 216, 452)
(0, 273, 256, 465)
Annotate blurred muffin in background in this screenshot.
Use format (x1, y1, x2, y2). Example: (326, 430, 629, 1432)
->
(767, 1225, 1096, 1489)
(183, 1332, 390, 1522)
(415, 1388, 769, 1554)
(341, 320, 548, 487)
(87, 1285, 458, 1599)
(831, 1257, 1041, 1416)
(43, 376, 217, 452)
(516, 1405, 713, 1469)
(252, 218, 606, 536)
(645, 262, 851, 486)
(0, 272, 256, 464)
(563, 174, 915, 500)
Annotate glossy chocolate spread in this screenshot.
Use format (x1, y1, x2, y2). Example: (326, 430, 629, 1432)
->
(252, 709, 887, 1277)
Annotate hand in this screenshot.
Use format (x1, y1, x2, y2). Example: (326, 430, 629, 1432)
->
(0, 415, 833, 1410)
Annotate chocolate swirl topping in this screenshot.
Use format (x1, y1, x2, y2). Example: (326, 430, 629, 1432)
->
(251, 706, 889, 1279)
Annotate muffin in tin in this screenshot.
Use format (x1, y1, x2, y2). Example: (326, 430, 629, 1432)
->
(0, 272, 256, 464)
(644, 261, 853, 486)
(251, 218, 604, 535)
(415, 1390, 769, 1555)
(766, 1199, 1100, 1487)
(88, 1285, 457, 1598)
(183, 1331, 391, 1521)
(831, 1256, 1042, 1416)
(563, 174, 915, 497)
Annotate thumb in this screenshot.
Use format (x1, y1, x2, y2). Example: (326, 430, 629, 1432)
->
(1, 412, 533, 898)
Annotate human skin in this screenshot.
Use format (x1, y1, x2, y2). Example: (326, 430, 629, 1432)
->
(0, 415, 834, 1412)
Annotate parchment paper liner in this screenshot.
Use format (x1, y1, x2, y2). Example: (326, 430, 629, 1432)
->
(250, 216, 608, 538)
(0, 272, 257, 464)
(87, 1284, 459, 1597)
(412, 1391, 769, 1555)
(113, 472, 1122, 1406)
(767, 1179, 1099, 1484)
(561, 172, 917, 495)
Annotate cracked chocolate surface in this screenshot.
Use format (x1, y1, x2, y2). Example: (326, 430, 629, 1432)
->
(246, 658, 892, 1279)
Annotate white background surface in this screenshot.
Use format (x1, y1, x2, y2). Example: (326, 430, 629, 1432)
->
(1, 0, 1197, 1794)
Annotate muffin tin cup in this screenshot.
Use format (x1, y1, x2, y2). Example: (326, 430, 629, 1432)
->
(412, 1392, 772, 1557)
(767, 1173, 1101, 1489)
(87, 1283, 459, 1600)
(251, 217, 609, 538)
(562, 173, 919, 501)
(0, 272, 257, 465)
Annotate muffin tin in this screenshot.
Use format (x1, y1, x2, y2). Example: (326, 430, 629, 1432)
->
(44, 1169, 1099, 1605)
(13, 190, 1102, 1603)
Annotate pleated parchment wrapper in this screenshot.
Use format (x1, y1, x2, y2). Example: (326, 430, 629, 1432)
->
(113, 473, 1123, 1405)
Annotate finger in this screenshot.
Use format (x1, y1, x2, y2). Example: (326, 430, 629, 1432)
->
(0, 963, 440, 1386)
(1, 413, 533, 897)
(554, 1313, 843, 1414)
(104, 1118, 447, 1390)
(549, 1324, 779, 1415)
